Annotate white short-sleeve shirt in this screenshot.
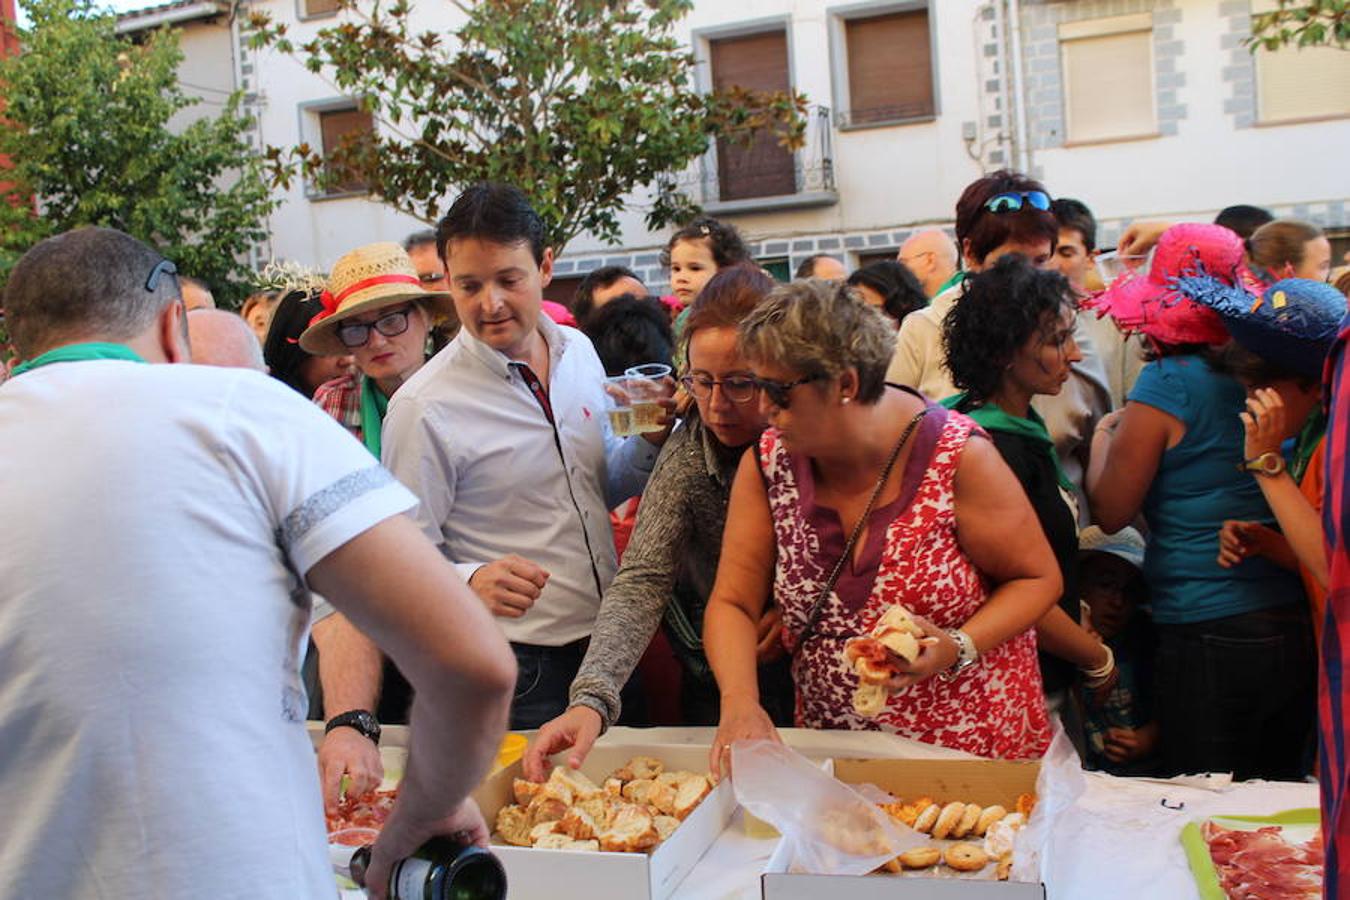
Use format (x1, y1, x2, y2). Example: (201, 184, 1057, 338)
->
(0, 360, 415, 900)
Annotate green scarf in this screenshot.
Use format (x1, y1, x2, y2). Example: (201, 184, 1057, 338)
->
(942, 392, 1075, 492)
(935, 270, 966, 297)
(10, 342, 146, 376)
(359, 375, 389, 460)
(1290, 408, 1327, 484)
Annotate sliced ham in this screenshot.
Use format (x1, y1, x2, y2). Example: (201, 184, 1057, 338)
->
(1203, 821, 1321, 899)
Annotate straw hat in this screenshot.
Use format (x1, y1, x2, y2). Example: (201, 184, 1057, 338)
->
(299, 242, 453, 356)
(1085, 223, 1249, 347)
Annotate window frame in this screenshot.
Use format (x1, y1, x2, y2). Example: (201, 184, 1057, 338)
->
(297, 97, 375, 201)
(296, 0, 340, 23)
(1058, 13, 1159, 147)
(828, 0, 939, 132)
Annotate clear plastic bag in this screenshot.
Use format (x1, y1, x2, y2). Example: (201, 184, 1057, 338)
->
(1010, 720, 1087, 883)
(730, 740, 926, 876)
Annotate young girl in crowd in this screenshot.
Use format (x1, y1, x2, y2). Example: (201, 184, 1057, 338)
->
(662, 216, 752, 310)
(1086, 223, 1313, 781)
(262, 285, 354, 399)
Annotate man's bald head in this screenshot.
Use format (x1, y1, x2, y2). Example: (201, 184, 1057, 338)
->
(898, 230, 960, 297)
(188, 309, 265, 371)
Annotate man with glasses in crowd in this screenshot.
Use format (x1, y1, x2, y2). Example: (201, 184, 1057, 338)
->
(0, 226, 515, 899)
(896, 229, 961, 299)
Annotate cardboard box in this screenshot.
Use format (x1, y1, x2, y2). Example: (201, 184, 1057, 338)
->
(761, 758, 1045, 899)
(472, 744, 736, 900)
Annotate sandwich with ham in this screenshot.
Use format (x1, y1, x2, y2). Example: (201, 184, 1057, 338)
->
(842, 605, 927, 717)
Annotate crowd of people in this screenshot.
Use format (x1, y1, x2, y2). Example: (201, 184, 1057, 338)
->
(3, 170, 1350, 897)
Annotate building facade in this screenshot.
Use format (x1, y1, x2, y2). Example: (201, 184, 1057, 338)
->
(136, 0, 1350, 298)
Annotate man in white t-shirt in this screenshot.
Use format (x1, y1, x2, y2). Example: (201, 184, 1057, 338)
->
(0, 227, 515, 900)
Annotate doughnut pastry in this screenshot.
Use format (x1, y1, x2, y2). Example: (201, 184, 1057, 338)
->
(913, 801, 940, 834)
(931, 801, 965, 840)
(975, 804, 1007, 837)
(898, 846, 941, 869)
(944, 842, 990, 872)
(952, 803, 982, 839)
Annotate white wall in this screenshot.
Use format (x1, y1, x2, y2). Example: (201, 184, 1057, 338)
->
(1035, 0, 1350, 224)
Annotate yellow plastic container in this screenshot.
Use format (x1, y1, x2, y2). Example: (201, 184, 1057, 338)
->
(494, 733, 528, 772)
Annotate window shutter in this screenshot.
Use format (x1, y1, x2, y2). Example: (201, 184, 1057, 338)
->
(303, 0, 339, 17)
(318, 107, 373, 193)
(1256, 44, 1350, 123)
(1061, 27, 1155, 143)
(709, 30, 796, 201)
(845, 9, 934, 124)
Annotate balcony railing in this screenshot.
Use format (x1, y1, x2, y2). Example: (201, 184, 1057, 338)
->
(680, 105, 837, 214)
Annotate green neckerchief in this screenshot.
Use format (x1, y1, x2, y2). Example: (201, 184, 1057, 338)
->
(942, 391, 1075, 492)
(10, 342, 146, 376)
(1290, 408, 1327, 484)
(934, 270, 966, 297)
(359, 375, 389, 460)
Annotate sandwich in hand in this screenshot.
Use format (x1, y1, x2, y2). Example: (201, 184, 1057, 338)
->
(842, 605, 927, 717)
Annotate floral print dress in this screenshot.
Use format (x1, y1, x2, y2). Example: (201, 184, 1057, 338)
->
(760, 397, 1051, 759)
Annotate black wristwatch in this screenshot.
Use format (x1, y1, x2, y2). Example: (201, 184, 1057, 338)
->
(325, 709, 381, 744)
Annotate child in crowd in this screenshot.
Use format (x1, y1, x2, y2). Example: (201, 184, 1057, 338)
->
(1078, 526, 1160, 776)
(664, 215, 752, 374)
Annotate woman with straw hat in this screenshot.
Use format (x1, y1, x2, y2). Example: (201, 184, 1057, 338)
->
(301, 242, 454, 459)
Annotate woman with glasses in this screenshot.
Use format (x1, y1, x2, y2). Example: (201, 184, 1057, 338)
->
(523, 265, 795, 780)
(300, 242, 454, 459)
(703, 279, 1061, 773)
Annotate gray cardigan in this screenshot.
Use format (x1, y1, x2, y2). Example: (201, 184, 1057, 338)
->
(568, 411, 742, 727)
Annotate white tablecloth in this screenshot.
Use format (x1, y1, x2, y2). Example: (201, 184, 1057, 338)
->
(340, 726, 1319, 899)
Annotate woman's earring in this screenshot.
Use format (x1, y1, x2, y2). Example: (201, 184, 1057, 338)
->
(842, 397, 851, 405)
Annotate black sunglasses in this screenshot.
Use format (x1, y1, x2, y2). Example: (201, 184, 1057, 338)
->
(337, 306, 415, 348)
(755, 373, 825, 409)
(984, 190, 1052, 214)
(680, 373, 760, 404)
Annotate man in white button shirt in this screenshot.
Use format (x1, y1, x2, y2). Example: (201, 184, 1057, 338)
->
(315, 184, 670, 802)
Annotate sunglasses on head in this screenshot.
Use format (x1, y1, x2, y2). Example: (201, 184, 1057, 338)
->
(984, 191, 1052, 214)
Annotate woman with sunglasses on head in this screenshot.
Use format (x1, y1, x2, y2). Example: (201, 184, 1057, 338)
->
(703, 280, 1061, 775)
(523, 265, 795, 781)
(300, 243, 454, 459)
(888, 171, 1112, 525)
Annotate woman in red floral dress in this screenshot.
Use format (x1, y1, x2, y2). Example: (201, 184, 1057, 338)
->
(704, 280, 1058, 772)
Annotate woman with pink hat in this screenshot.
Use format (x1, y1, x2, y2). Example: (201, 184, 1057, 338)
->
(300, 242, 455, 459)
(1085, 223, 1311, 782)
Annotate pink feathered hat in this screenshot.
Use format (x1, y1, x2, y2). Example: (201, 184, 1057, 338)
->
(1085, 223, 1257, 347)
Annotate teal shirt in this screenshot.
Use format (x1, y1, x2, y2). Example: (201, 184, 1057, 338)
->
(1129, 355, 1304, 624)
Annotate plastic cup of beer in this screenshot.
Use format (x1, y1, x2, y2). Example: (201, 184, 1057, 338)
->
(1095, 249, 1151, 285)
(604, 375, 640, 437)
(621, 363, 673, 435)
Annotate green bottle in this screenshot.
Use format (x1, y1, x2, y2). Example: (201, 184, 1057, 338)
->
(349, 837, 508, 900)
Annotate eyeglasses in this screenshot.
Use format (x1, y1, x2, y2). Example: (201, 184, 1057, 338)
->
(755, 373, 825, 409)
(337, 306, 415, 348)
(984, 191, 1052, 214)
(680, 374, 759, 404)
(146, 258, 177, 292)
(417, 271, 446, 285)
